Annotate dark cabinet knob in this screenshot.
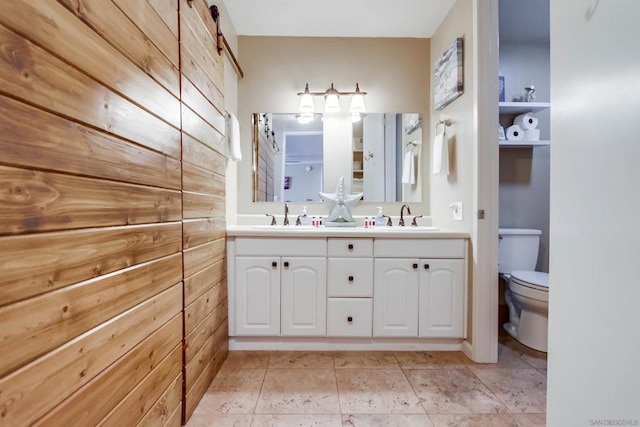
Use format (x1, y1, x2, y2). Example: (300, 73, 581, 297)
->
(272, 261, 277, 268)
(413, 263, 418, 269)
(347, 316, 353, 323)
(348, 275, 354, 282)
(284, 261, 289, 268)
(348, 243, 354, 250)
(424, 264, 430, 270)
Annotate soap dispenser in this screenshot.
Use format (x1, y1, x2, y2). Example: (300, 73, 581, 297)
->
(375, 207, 386, 227)
(299, 206, 310, 226)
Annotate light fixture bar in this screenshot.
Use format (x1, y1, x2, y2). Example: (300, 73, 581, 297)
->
(297, 83, 367, 114)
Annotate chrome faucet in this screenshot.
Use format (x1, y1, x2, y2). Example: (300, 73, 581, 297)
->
(283, 203, 290, 226)
(265, 213, 277, 225)
(399, 204, 411, 226)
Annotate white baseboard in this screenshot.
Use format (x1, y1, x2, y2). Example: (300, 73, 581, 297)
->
(229, 336, 465, 351)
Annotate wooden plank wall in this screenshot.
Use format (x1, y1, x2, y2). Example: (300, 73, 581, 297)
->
(0, 0, 227, 425)
(179, 0, 229, 422)
(255, 113, 276, 202)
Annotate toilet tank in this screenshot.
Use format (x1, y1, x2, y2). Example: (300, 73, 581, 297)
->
(498, 228, 541, 274)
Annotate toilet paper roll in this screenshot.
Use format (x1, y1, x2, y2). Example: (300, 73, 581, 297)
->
(523, 128, 540, 141)
(506, 124, 524, 141)
(514, 113, 539, 130)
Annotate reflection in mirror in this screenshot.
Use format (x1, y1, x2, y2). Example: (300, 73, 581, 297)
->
(253, 113, 422, 203)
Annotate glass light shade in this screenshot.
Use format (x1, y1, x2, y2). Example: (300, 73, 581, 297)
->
(297, 113, 314, 124)
(351, 112, 361, 123)
(298, 93, 314, 113)
(324, 93, 340, 112)
(350, 93, 366, 113)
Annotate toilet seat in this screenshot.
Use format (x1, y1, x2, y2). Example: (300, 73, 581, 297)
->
(509, 271, 549, 302)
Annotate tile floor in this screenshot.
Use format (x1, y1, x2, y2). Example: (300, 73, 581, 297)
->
(186, 334, 547, 427)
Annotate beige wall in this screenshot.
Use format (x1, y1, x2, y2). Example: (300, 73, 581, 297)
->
(217, 0, 240, 224)
(429, 0, 500, 362)
(429, 0, 475, 232)
(234, 36, 430, 218)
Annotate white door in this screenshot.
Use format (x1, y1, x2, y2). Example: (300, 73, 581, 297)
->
(373, 258, 419, 337)
(363, 113, 385, 201)
(235, 257, 280, 336)
(419, 259, 465, 338)
(281, 257, 327, 336)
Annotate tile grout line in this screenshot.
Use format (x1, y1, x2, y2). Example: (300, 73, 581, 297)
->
(251, 352, 270, 417)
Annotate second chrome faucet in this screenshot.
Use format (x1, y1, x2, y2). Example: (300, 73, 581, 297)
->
(399, 204, 411, 226)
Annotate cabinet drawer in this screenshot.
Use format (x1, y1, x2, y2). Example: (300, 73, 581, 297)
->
(235, 238, 326, 256)
(327, 238, 373, 257)
(374, 239, 465, 258)
(327, 258, 373, 297)
(327, 298, 372, 337)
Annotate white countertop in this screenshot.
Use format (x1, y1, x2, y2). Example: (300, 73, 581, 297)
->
(226, 225, 469, 239)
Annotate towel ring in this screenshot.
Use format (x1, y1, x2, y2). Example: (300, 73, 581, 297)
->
(436, 119, 451, 134)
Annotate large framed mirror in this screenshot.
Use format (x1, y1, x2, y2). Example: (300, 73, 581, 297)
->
(253, 112, 423, 203)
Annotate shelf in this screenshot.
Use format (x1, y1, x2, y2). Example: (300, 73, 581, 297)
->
(499, 102, 550, 114)
(499, 140, 550, 147)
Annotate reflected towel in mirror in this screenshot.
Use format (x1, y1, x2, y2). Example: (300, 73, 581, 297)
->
(402, 150, 415, 184)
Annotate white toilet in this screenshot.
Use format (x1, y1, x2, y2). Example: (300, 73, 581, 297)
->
(498, 228, 549, 352)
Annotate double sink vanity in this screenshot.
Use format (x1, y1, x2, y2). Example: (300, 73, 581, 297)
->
(226, 222, 470, 351)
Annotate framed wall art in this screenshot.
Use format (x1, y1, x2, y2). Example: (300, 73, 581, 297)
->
(434, 37, 464, 111)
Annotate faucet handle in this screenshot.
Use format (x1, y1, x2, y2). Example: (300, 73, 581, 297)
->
(383, 215, 393, 226)
(411, 215, 423, 227)
(265, 213, 277, 225)
(283, 203, 290, 225)
(295, 216, 302, 226)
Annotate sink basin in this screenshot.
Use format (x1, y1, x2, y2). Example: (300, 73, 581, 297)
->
(372, 226, 439, 231)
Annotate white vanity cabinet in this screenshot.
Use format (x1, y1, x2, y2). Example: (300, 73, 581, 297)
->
(373, 239, 466, 339)
(281, 257, 326, 336)
(227, 229, 468, 349)
(327, 238, 373, 337)
(373, 258, 420, 337)
(419, 259, 465, 337)
(233, 238, 327, 336)
(235, 257, 281, 335)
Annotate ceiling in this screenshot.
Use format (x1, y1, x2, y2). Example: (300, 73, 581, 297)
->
(222, 0, 458, 38)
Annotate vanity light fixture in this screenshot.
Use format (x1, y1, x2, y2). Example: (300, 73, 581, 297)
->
(298, 84, 315, 113)
(297, 83, 367, 114)
(296, 112, 315, 124)
(324, 83, 341, 113)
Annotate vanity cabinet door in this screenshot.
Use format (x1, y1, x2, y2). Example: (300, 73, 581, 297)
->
(419, 259, 465, 338)
(373, 258, 419, 337)
(281, 257, 327, 336)
(235, 257, 281, 336)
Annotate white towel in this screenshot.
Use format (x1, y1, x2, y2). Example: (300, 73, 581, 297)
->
(432, 130, 449, 176)
(226, 112, 242, 161)
(402, 150, 415, 184)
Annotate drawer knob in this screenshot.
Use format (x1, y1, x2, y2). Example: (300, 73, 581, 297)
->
(272, 261, 277, 268)
(348, 275, 354, 282)
(347, 316, 353, 323)
(413, 263, 418, 269)
(348, 244, 354, 250)
(424, 264, 430, 270)
(284, 261, 289, 268)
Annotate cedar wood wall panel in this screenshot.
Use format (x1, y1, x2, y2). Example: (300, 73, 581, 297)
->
(179, 0, 228, 422)
(0, 0, 227, 425)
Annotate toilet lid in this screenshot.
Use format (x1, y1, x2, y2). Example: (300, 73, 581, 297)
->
(511, 270, 549, 291)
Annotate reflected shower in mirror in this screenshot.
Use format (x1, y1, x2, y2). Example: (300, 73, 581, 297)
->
(253, 113, 423, 203)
